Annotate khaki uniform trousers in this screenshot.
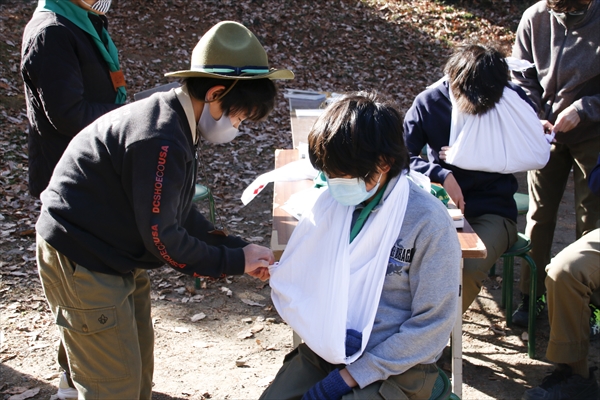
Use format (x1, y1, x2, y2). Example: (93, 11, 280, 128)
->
(259, 343, 439, 400)
(545, 229, 600, 364)
(36, 234, 154, 400)
(462, 214, 518, 313)
(522, 139, 600, 297)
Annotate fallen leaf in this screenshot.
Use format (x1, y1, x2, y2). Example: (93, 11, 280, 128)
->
(489, 324, 507, 336)
(235, 358, 247, 367)
(241, 299, 265, 307)
(3, 387, 29, 395)
(191, 313, 206, 322)
(8, 388, 40, 400)
(250, 323, 264, 334)
(237, 329, 253, 339)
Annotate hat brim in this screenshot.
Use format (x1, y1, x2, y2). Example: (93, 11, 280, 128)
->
(164, 69, 294, 80)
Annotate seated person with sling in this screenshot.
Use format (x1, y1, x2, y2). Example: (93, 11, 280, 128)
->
(261, 92, 461, 400)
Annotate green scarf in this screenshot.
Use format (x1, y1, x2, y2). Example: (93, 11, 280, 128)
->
(349, 181, 388, 243)
(36, 0, 126, 104)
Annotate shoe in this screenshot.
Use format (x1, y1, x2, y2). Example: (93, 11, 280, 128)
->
(589, 304, 600, 341)
(512, 293, 546, 328)
(56, 372, 78, 400)
(522, 365, 599, 400)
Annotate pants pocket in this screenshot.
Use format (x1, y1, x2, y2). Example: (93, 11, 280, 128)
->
(378, 380, 410, 400)
(56, 305, 130, 380)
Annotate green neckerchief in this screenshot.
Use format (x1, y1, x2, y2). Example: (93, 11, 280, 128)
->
(314, 171, 327, 188)
(36, 0, 126, 104)
(349, 181, 388, 243)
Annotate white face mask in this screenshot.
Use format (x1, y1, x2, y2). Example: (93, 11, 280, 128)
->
(326, 173, 382, 206)
(197, 102, 239, 144)
(81, 0, 112, 14)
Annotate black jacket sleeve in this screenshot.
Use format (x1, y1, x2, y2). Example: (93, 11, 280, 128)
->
(125, 138, 246, 277)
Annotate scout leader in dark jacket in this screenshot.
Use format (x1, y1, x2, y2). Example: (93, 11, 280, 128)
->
(35, 21, 294, 399)
(21, 0, 126, 198)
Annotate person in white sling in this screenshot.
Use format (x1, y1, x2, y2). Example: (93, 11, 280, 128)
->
(261, 92, 461, 400)
(404, 43, 538, 315)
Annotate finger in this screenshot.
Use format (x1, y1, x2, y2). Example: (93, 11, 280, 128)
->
(250, 267, 269, 281)
(260, 269, 270, 281)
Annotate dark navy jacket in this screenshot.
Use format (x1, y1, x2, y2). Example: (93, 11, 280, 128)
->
(403, 80, 535, 222)
(21, 11, 121, 197)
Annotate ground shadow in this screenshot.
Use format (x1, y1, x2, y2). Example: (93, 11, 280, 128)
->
(0, 364, 191, 400)
(0, 364, 59, 400)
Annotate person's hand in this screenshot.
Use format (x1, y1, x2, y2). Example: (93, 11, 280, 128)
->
(443, 173, 465, 214)
(439, 146, 451, 161)
(553, 105, 581, 133)
(345, 329, 362, 357)
(242, 244, 274, 280)
(247, 266, 270, 281)
(541, 119, 554, 134)
(302, 369, 354, 400)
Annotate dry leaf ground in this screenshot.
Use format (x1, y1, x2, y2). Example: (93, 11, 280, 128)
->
(1, 1, 598, 399)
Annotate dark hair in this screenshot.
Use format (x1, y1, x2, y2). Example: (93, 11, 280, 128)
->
(183, 77, 277, 121)
(546, 0, 590, 12)
(444, 43, 509, 115)
(308, 91, 409, 181)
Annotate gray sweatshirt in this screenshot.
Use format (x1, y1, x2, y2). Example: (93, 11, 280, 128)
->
(346, 178, 461, 388)
(511, 0, 600, 145)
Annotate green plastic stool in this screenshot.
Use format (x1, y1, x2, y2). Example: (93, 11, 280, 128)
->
(192, 184, 216, 289)
(192, 183, 216, 223)
(429, 367, 457, 400)
(500, 232, 538, 358)
(513, 192, 529, 215)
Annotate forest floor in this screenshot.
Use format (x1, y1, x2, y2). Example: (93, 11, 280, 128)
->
(1, 0, 598, 399)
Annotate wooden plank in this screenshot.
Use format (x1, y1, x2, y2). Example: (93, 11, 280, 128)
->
(457, 222, 487, 259)
(290, 115, 320, 149)
(271, 149, 313, 260)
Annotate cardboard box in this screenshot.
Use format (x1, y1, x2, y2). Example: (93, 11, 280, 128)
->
(283, 89, 326, 111)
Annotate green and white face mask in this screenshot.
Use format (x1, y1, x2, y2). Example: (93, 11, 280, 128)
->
(80, 0, 112, 14)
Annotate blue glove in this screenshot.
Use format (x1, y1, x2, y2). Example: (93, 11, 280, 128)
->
(302, 369, 352, 400)
(345, 329, 362, 357)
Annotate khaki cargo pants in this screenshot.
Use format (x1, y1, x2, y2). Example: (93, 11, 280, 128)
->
(260, 343, 439, 400)
(522, 139, 600, 297)
(463, 214, 518, 313)
(545, 229, 600, 364)
(36, 234, 154, 399)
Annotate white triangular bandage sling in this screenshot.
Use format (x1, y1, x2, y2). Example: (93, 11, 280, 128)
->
(445, 85, 551, 174)
(269, 174, 409, 364)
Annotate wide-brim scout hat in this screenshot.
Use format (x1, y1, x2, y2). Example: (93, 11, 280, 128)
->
(165, 21, 294, 80)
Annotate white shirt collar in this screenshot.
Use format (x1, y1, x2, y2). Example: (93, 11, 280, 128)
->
(174, 83, 198, 144)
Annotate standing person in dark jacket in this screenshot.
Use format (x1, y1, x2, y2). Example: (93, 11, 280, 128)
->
(35, 21, 293, 399)
(510, 0, 600, 327)
(21, 1, 124, 397)
(21, 0, 126, 199)
(404, 43, 537, 313)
